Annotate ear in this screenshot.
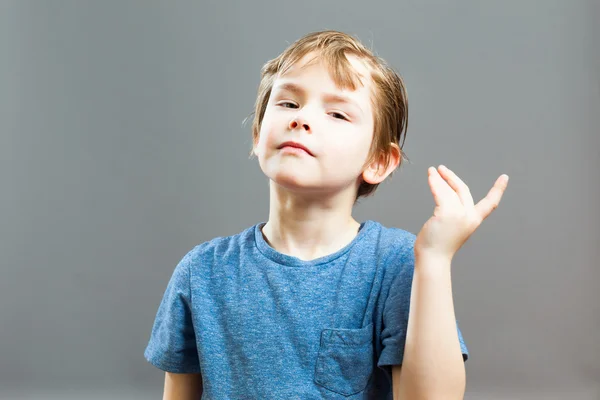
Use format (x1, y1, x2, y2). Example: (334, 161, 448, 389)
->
(361, 143, 401, 184)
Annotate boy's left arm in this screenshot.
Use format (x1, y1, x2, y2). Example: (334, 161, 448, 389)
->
(392, 253, 465, 400)
(393, 165, 509, 400)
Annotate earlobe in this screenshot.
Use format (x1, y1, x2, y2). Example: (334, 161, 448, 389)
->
(362, 162, 384, 184)
(361, 144, 401, 184)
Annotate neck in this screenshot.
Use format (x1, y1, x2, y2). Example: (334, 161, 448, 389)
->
(261, 181, 361, 261)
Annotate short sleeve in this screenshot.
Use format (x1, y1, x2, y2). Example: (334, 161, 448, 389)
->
(144, 251, 201, 373)
(377, 239, 469, 373)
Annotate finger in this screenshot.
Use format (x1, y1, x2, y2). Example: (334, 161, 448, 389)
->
(438, 165, 475, 208)
(474, 174, 509, 220)
(428, 166, 460, 207)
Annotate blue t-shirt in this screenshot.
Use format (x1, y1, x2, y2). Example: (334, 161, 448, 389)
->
(144, 220, 469, 399)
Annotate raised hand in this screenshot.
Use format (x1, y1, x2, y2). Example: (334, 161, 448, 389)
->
(414, 165, 509, 261)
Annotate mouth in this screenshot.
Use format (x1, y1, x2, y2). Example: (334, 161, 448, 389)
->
(277, 141, 314, 156)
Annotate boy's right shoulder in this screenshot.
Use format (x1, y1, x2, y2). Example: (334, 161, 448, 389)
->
(178, 223, 260, 268)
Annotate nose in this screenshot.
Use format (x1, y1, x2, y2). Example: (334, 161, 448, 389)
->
(289, 116, 311, 132)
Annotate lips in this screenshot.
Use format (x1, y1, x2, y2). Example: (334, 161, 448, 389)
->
(277, 141, 314, 156)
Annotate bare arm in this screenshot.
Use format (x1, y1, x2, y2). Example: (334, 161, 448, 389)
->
(392, 254, 466, 400)
(163, 372, 203, 400)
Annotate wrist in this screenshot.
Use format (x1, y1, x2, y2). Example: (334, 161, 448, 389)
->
(415, 248, 453, 263)
(414, 250, 453, 274)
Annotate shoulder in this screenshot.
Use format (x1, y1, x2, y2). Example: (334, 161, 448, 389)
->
(180, 223, 260, 271)
(365, 221, 417, 294)
(367, 220, 416, 263)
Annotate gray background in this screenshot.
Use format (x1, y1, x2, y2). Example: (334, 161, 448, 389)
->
(1, 0, 598, 399)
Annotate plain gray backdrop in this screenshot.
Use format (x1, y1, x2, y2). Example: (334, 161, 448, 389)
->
(1, 0, 598, 399)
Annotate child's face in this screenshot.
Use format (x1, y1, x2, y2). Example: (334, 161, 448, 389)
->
(254, 52, 375, 197)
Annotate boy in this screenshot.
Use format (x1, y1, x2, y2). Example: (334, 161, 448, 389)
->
(144, 30, 509, 399)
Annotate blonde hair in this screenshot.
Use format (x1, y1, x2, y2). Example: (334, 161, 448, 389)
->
(249, 30, 410, 200)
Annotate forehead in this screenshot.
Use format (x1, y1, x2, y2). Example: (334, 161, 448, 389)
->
(275, 51, 374, 102)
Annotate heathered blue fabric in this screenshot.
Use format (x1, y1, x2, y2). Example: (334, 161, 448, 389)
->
(144, 220, 469, 399)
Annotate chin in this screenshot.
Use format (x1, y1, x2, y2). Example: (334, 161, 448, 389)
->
(271, 174, 314, 190)
(264, 169, 319, 192)
(270, 174, 355, 199)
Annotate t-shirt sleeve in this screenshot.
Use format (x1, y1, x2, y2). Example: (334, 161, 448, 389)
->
(377, 236, 469, 372)
(144, 250, 201, 373)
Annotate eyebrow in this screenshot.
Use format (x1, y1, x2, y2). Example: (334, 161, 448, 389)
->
(272, 82, 364, 116)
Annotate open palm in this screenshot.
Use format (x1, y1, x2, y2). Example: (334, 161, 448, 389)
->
(414, 165, 509, 259)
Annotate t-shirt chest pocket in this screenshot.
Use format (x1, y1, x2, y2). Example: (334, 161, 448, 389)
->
(313, 322, 374, 396)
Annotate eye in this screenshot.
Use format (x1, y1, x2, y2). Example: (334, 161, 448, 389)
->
(329, 112, 349, 121)
(278, 102, 298, 109)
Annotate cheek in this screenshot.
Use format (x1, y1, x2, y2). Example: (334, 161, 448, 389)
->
(327, 131, 371, 162)
(255, 120, 281, 160)
(257, 126, 276, 151)
(258, 111, 279, 141)
(256, 118, 272, 147)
